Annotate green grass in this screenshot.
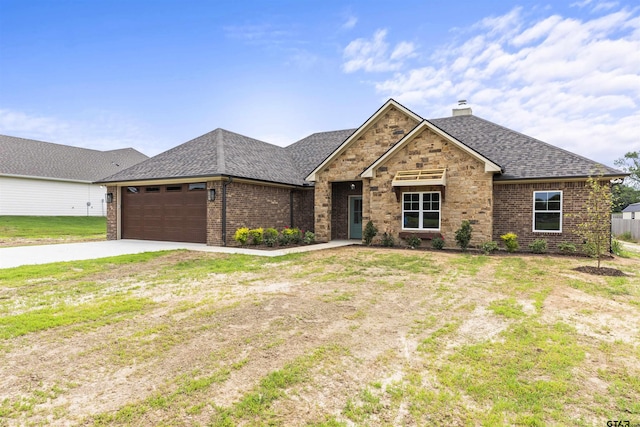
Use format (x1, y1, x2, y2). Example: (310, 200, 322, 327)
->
(0, 215, 106, 239)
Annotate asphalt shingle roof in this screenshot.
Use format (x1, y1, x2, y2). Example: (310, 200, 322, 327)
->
(622, 202, 640, 213)
(429, 115, 622, 180)
(97, 106, 624, 186)
(0, 134, 148, 182)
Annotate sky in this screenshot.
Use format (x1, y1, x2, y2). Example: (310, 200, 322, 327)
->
(0, 0, 638, 169)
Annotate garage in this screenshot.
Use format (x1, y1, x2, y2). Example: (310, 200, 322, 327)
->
(121, 183, 207, 243)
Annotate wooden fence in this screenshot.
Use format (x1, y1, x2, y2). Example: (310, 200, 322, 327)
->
(612, 217, 640, 239)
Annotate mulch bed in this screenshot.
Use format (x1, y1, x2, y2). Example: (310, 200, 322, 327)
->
(573, 266, 627, 276)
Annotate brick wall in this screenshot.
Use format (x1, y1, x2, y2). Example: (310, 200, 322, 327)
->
(292, 188, 315, 233)
(493, 180, 604, 252)
(106, 185, 118, 240)
(221, 181, 293, 246)
(331, 181, 363, 239)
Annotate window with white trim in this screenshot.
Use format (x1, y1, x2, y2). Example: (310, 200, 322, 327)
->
(533, 191, 562, 232)
(402, 192, 441, 230)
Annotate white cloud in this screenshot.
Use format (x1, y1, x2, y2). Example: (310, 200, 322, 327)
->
(367, 5, 640, 167)
(342, 16, 358, 30)
(342, 29, 416, 73)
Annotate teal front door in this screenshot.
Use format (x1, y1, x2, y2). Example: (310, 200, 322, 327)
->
(349, 196, 363, 240)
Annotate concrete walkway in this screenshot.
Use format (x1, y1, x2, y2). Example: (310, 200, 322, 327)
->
(0, 239, 359, 269)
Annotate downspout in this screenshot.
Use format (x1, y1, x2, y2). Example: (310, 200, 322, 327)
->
(222, 177, 233, 246)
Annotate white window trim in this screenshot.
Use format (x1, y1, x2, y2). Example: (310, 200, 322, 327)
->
(402, 191, 441, 231)
(532, 190, 563, 233)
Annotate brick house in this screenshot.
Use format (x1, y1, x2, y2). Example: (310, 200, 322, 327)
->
(98, 99, 625, 251)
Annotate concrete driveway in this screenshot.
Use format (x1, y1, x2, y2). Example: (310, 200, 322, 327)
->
(0, 239, 357, 269)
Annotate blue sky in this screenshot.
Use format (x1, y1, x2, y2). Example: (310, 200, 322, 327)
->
(1, 0, 638, 168)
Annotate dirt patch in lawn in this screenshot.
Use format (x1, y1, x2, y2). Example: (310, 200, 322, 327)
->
(1, 247, 638, 426)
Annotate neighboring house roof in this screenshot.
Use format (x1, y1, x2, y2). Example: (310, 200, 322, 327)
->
(98, 99, 626, 187)
(0, 134, 148, 182)
(622, 202, 640, 213)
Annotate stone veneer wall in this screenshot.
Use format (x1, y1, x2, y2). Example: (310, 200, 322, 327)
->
(106, 185, 118, 240)
(314, 107, 420, 241)
(493, 180, 603, 252)
(368, 127, 494, 247)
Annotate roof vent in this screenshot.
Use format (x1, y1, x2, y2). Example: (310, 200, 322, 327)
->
(452, 99, 472, 116)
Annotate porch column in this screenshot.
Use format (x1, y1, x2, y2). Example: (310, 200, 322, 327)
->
(314, 178, 331, 242)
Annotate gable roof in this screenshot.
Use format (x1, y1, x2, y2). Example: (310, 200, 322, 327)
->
(0, 134, 148, 182)
(361, 120, 502, 178)
(622, 202, 640, 213)
(305, 99, 422, 182)
(429, 115, 623, 181)
(96, 98, 626, 187)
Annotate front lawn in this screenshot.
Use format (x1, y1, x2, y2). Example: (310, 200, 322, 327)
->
(0, 248, 638, 425)
(0, 216, 106, 246)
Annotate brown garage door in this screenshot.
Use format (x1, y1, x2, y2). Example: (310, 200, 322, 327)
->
(122, 183, 207, 243)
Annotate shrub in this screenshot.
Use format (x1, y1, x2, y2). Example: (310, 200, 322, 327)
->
(381, 232, 395, 247)
(557, 242, 577, 254)
(281, 227, 302, 245)
(406, 234, 421, 249)
(431, 236, 445, 250)
(501, 232, 519, 253)
(455, 221, 473, 251)
(277, 232, 290, 246)
(233, 227, 249, 245)
(611, 238, 623, 256)
(303, 230, 315, 245)
(363, 221, 378, 246)
(618, 231, 634, 242)
(528, 238, 547, 254)
(480, 241, 498, 255)
(263, 228, 278, 247)
(248, 228, 263, 245)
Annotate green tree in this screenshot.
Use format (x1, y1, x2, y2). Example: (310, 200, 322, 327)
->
(612, 183, 640, 212)
(574, 175, 613, 269)
(614, 151, 640, 187)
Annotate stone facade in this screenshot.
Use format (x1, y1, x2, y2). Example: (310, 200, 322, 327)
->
(493, 180, 600, 252)
(314, 106, 420, 241)
(368, 127, 494, 247)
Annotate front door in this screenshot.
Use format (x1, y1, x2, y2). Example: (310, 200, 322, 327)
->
(349, 196, 363, 239)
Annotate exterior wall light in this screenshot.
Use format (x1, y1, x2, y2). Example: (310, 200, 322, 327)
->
(106, 193, 113, 203)
(350, 183, 356, 190)
(208, 188, 216, 202)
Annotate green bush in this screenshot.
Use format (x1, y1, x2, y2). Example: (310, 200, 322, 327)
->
(557, 242, 577, 254)
(455, 221, 473, 251)
(405, 234, 421, 249)
(501, 232, 519, 253)
(233, 227, 249, 245)
(528, 238, 547, 254)
(248, 228, 263, 245)
(280, 227, 302, 245)
(611, 238, 623, 256)
(617, 231, 634, 242)
(381, 232, 395, 247)
(303, 230, 316, 245)
(431, 236, 445, 250)
(363, 221, 378, 246)
(263, 228, 278, 247)
(480, 241, 498, 255)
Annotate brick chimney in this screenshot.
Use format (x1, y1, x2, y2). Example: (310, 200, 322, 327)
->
(452, 99, 472, 116)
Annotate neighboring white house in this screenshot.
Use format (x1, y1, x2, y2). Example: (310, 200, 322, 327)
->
(0, 135, 147, 216)
(622, 202, 640, 220)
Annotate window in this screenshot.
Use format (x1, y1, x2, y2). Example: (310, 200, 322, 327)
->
(533, 191, 562, 232)
(126, 187, 139, 193)
(188, 182, 206, 191)
(166, 185, 182, 192)
(402, 192, 441, 230)
(145, 187, 160, 193)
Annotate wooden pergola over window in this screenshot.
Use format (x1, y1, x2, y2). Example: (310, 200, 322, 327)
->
(391, 168, 446, 187)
